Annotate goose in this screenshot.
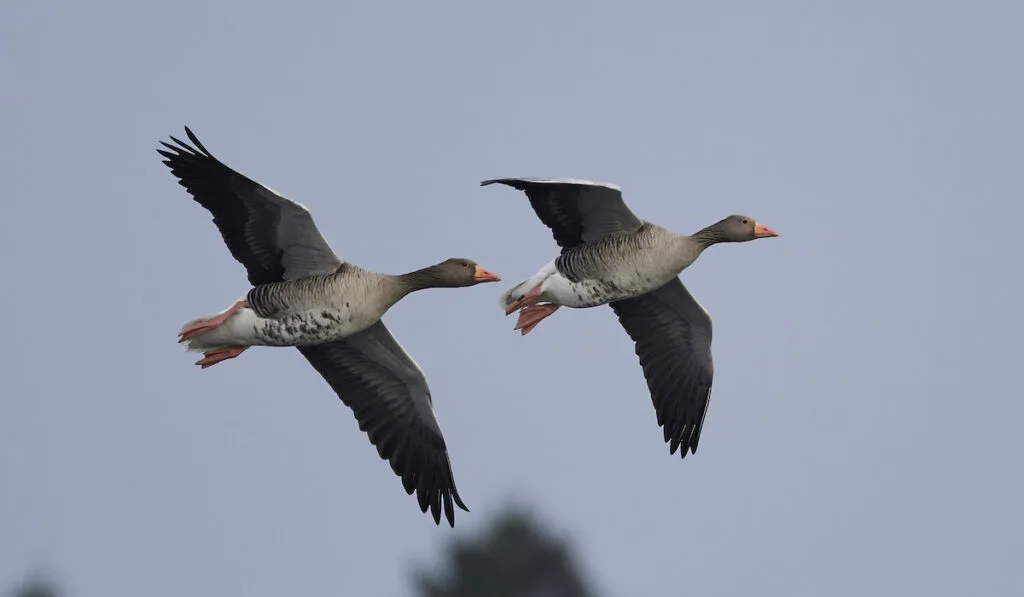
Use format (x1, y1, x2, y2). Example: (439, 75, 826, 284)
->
(481, 177, 778, 458)
(157, 127, 501, 526)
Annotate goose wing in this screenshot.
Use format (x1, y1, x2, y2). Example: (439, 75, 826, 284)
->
(481, 178, 643, 251)
(159, 127, 342, 286)
(296, 321, 468, 527)
(610, 278, 715, 458)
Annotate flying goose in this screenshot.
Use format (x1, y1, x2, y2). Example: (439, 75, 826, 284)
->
(158, 127, 501, 526)
(482, 177, 778, 458)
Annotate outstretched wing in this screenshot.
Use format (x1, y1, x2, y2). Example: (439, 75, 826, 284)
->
(481, 177, 643, 251)
(296, 321, 469, 527)
(159, 127, 343, 286)
(610, 278, 715, 458)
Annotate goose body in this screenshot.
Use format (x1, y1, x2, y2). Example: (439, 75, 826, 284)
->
(158, 127, 500, 527)
(183, 263, 427, 351)
(482, 177, 778, 458)
(499, 222, 700, 310)
(247, 266, 387, 346)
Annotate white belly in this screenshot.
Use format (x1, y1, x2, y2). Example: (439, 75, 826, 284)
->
(541, 263, 677, 308)
(542, 275, 635, 308)
(251, 305, 380, 346)
(500, 257, 676, 312)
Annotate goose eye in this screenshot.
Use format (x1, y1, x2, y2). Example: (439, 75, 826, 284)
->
(742, 219, 749, 224)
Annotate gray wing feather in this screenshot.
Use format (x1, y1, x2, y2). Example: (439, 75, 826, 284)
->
(609, 278, 715, 458)
(159, 127, 343, 286)
(481, 177, 644, 251)
(296, 321, 468, 527)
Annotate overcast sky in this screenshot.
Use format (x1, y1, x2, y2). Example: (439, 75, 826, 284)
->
(2, 1, 1022, 595)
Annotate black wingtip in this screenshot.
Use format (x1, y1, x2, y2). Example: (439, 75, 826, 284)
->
(666, 434, 700, 459)
(430, 500, 442, 526)
(435, 481, 469, 527)
(443, 493, 465, 528)
(156, 126, 217, 162)
(156, 140, 181, 157)
(479, 178, 532, 191)
(166, 135, 193, 153)
(445, 501, 456, 528)
(184, 126, 216, 158)
(479, 178, 525, 187)
(479, 179, 528, 188)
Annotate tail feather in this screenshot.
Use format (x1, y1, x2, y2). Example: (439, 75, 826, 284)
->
(498, 277, 540, 310)
(499, 261, 558, 310)
(180, 313, 216, 333)
(179, 312, 226, 352)
(179, 307, 258, 352)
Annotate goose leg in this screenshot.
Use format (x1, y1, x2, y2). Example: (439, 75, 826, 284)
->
(514, 304, 560, 335)
(196, 346, 248, 369)
(504, 283, 544, 316)
(179, 300, 249, 343)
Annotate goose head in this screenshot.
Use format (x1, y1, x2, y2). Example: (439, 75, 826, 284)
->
(429, 258, 502, 287)
(694, 215, 779, 245)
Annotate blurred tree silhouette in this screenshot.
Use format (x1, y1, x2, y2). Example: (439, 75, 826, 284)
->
(10, 576, 59, 597)
(412, 506, 598, 597)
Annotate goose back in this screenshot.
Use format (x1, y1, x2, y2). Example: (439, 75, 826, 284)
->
(246, 264, 391, 317)
(555, 223, 695, 282)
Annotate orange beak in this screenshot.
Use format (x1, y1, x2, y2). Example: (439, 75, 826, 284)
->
(753, 222, 779, 238)
(473, 266, 501, 283)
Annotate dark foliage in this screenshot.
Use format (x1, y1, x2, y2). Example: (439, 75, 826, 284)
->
(10, 577, 59, 597)
(413, 507, 598, 597)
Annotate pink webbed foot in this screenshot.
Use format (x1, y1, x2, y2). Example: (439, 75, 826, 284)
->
(195, 346, 248, 369)
(178, 300, 249, 343)
(513, 303, 560, 336)
(505, 283, 544, 316)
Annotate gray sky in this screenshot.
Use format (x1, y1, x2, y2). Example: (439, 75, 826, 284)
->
(2, 1, 1022, 595)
